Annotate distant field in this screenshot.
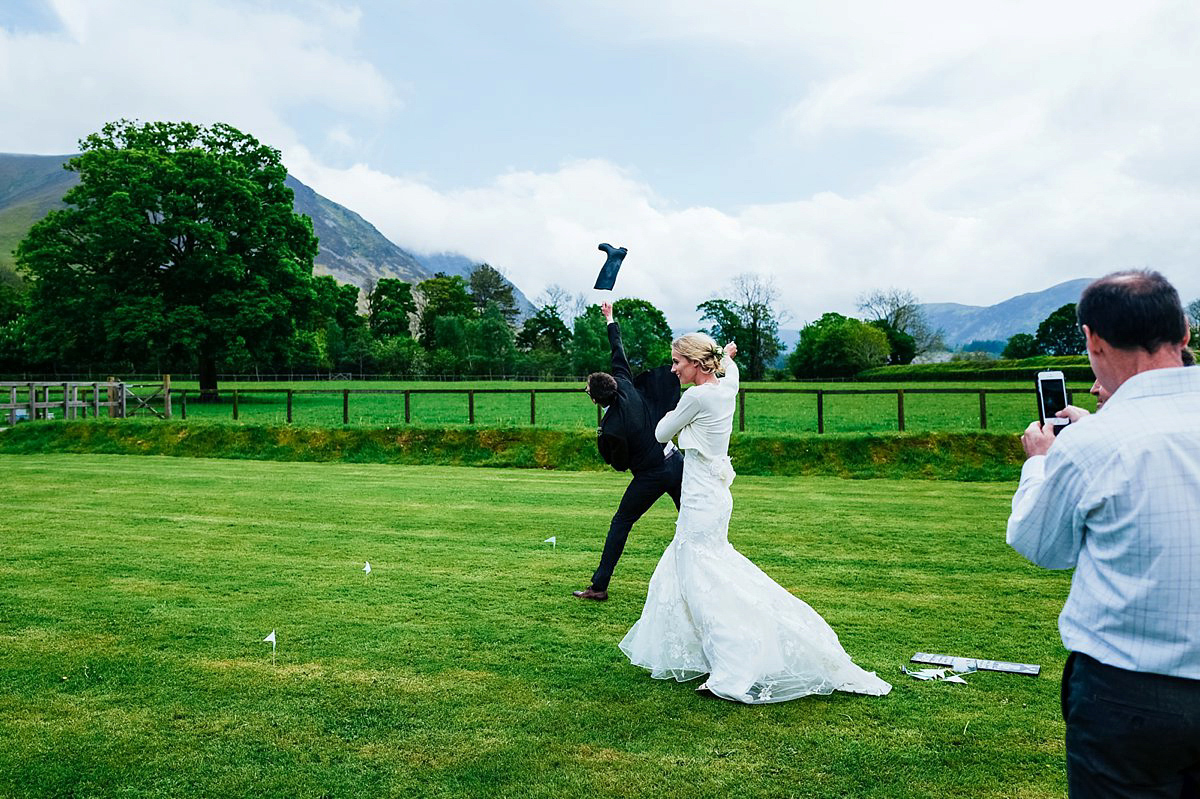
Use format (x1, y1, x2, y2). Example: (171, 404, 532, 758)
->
(0, 454, 1070, 799)
(111, 378, 1098, 434)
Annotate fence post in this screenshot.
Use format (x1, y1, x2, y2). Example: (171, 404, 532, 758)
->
(530, 390, 536, 425)
(738, 389, 746, 432)
(817, 389, 825, 434)
(119, 383, 127, 418)
(9, 385, 17, 424)
(468, 390, 475, 424)
(897, 389, 905, 432)
(163, 374, 172, 419)
(343, 389, 349, 424)
(233, 390, 239, 421)
(978, 391, 987, 430)
(180, 390, 188, 420)
(286, 389, 293, 424)
(107, 377, 117, 417)
(27, 382, 35, 420)
(404, 390, 411, 423)
(61, 382, 69, 420)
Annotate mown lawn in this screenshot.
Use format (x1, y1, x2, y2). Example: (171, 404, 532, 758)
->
(0, 454, 1070, 798)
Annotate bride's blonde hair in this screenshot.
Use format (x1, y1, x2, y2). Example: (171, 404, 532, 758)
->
(672, 332, 725, 377)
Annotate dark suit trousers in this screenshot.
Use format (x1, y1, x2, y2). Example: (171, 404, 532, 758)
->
(1062, 652, 1200, 798)
(590, 450, 684, 592)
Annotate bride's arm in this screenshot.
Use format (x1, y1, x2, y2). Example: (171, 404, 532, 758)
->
(721, 350, 739, 393)
(655, 392, 701, 443)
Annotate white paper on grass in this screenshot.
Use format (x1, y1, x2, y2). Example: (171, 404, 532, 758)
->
(363, 561, 371, 575)
(912, 652, 1039, 676)
(902, 666, 972, 684)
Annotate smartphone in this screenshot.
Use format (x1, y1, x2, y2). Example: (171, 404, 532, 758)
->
(1036, 370, 1070, 434)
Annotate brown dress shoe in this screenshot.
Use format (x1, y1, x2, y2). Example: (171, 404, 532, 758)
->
(572, 587, 608, 601)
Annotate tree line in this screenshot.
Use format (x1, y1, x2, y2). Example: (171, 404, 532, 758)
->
(5, 120, 1193, 394)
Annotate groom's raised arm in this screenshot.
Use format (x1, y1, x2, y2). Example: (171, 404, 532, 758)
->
(604, 302, 633, 383)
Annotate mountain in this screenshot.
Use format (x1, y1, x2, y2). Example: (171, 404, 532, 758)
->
(0, 152, 533, 315)
(0, 153, 76, 287)
(921, 278, 1095, 348)
(285, 175, 426, 286)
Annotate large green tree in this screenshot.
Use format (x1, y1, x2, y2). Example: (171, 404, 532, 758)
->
(1036, 303, 1085, 356)
(416, 273, 473, 350)
(570, 305, 609, 376)
(465, 302, 518, 375)
(310, 275, 370, 373)
(367, 278, 417, 338)
(1002, 332, 1041, 359)
(516, 302, 571, 376)
(697, 274, 784, 379)
(612, 297, 673, 374)
(16, 120, 317, 398)
(868, 319, 917, 365)
(788, 313, 890, 378)
(468, 263, 519, 325)
(570, 297, 673, 377)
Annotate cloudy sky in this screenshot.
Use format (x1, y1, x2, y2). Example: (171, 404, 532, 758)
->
(3, 0, 1200, 329)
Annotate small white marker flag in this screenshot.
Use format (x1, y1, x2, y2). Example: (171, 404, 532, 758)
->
(544, 536, 556, 548)
(363, 561, 372, 575)
(263, 630, 276, 647)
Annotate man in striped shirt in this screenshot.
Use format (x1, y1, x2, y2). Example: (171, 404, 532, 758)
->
(1007, 270, 1199, 798)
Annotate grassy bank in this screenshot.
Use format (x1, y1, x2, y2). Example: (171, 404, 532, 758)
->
(0, 419, 1027, 480)
(0, 455, 1068, 798)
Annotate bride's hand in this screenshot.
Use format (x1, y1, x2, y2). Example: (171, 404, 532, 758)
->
(724, 341, 737, 359)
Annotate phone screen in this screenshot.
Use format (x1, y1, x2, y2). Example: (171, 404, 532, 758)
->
(1040, 377, 1067, 419)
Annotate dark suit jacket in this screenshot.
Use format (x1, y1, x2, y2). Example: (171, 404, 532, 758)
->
(596, 322, 681, 473)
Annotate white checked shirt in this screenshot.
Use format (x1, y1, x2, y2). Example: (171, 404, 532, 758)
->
(1007, 366, 1200, 679)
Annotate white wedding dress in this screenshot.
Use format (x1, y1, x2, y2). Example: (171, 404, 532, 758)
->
(619, 355, 891, 704)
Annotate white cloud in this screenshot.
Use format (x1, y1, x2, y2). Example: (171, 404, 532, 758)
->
(0, 0, 396, 154)
(5, 0, 1200, 331)
(288, 129, 1200, 331)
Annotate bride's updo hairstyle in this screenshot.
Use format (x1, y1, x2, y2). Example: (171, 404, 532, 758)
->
(672, 332, 726, 377)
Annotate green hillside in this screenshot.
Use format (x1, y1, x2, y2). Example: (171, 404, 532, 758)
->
(0, 153, 75, 286)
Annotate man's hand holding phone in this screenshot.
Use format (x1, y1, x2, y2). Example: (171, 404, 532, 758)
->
(1021, 419, 1060, 458)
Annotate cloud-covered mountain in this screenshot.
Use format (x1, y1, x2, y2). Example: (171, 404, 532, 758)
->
(0, 152, 534, 315)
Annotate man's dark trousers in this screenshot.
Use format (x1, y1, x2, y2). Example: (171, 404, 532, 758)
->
(1062, 652, 1200, 798)
(590, 449, 683, 592)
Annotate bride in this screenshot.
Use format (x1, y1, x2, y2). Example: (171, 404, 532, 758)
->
(619, 333, 891, 703)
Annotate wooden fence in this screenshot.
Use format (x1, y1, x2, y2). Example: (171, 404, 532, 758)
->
(165, 385, 1069, 433)
(1, 381, 128, 424)
(4, 380, 1074, 434)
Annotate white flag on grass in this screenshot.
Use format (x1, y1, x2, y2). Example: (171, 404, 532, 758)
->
(363, 561, 372, 575)
(544, 536, 556, 549)
(263, 630, 276, 649)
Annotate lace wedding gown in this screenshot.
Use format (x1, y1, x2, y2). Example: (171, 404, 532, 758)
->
(618, 355, 891, 704)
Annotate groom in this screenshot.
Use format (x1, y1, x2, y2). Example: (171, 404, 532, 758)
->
(573, 301, 683, 601)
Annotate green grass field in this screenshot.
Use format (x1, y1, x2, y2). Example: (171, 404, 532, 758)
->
(0, 454, 1070, 798)
(64, 378, 1098, 434)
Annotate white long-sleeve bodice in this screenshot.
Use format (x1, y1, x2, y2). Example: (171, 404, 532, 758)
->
(655, 356, 739, 459)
